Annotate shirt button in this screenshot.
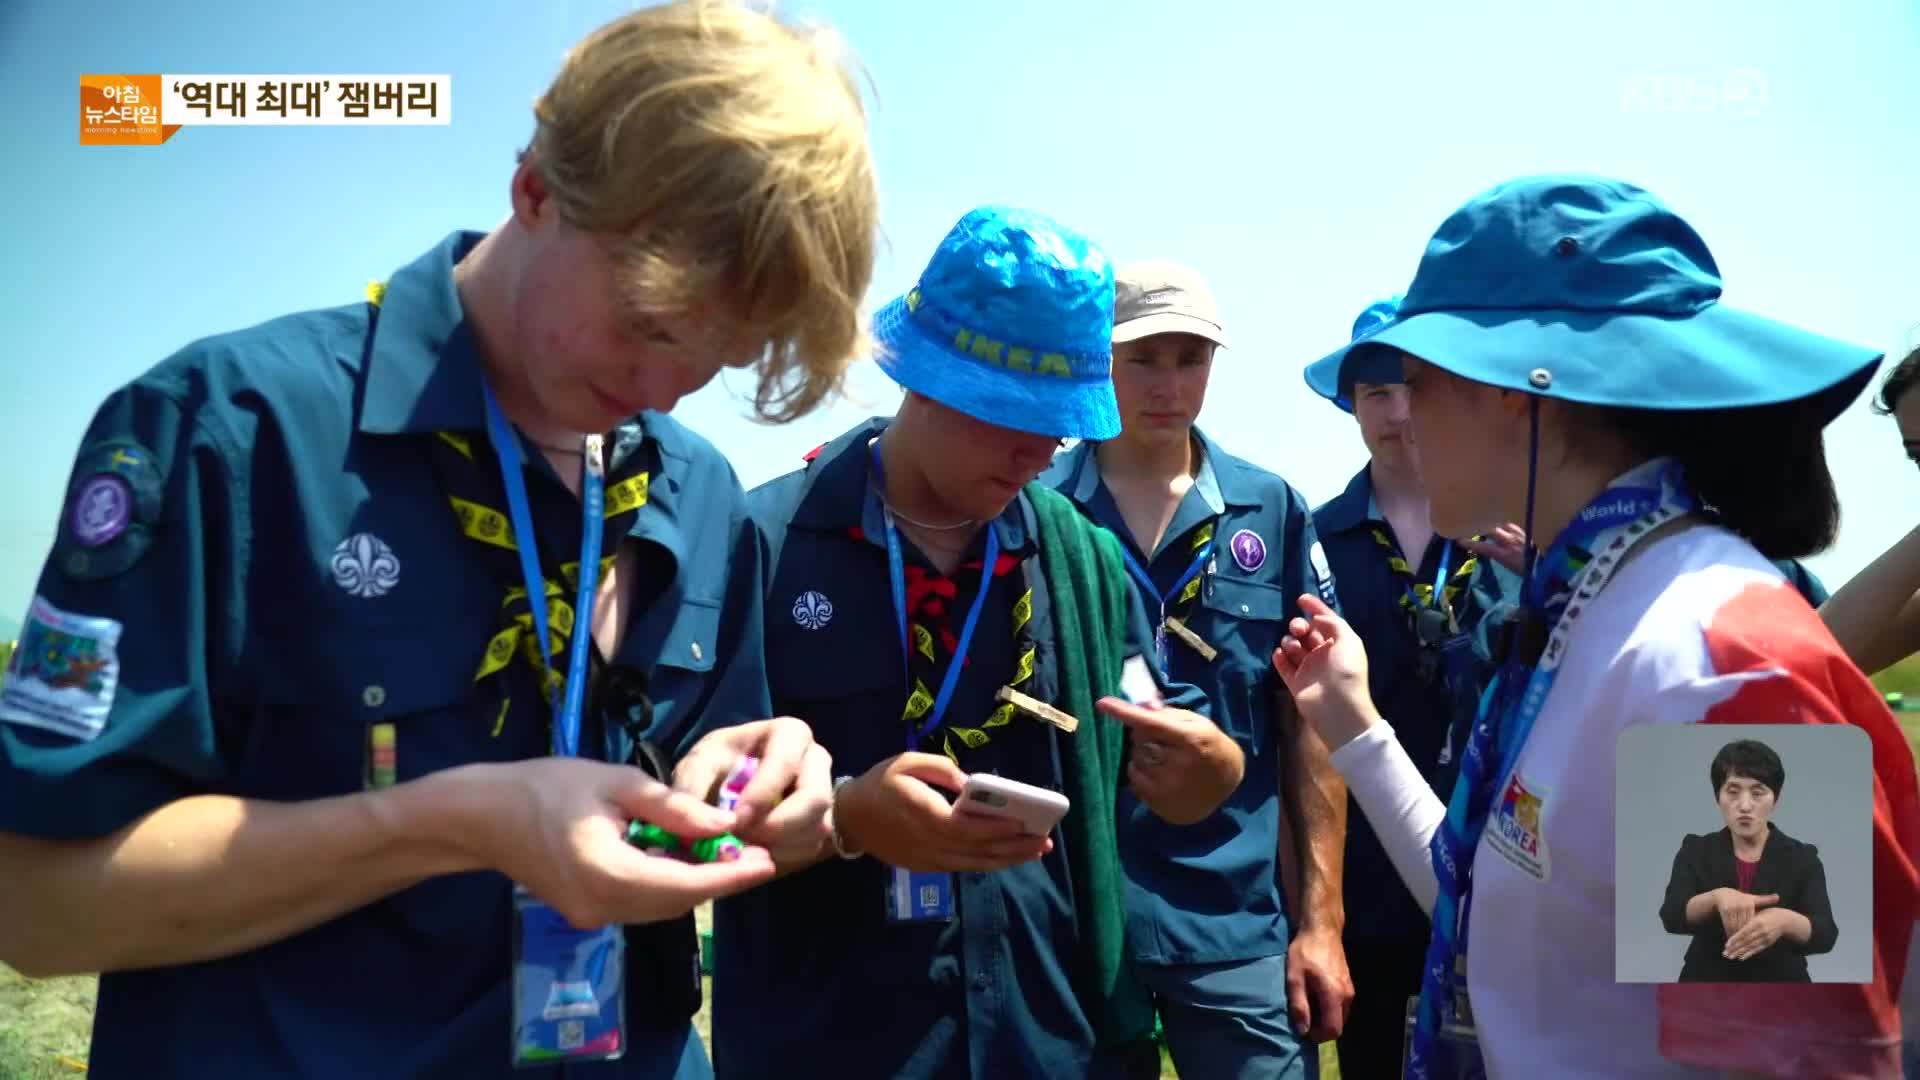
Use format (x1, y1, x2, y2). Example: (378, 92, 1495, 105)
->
(691, 641, 703, 662)
(362, 685, 387, 708)
(1240, 604, 1251, 614)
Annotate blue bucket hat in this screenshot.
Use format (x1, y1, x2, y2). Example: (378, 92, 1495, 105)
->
(873, 205, 1120, 441)
(1305, 294, 1404, 412)
(1304, 175, 1883, 423)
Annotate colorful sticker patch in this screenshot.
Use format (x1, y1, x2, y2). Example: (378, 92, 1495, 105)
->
(1484, 770, 1551, 882)
(0, 595, 123, 741)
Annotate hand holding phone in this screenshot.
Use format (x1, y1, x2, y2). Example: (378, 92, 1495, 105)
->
(956, 773, 1071, 837)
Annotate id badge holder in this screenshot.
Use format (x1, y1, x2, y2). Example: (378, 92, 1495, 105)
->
(1433, 633, 1479, 770)
(1400, 958, 1489, 1080)
(511, 885, 627, 1068)
(885, 866, 955, 923)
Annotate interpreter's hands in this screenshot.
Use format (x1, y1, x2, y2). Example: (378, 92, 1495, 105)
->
(1271, 594, 1380, 752)
(1287, 925, 1355, 1044)
(1724, 905, 1794, 961)
(674, 717, 833, 866)
(1099, 699, 1244, 825)
(1460, 523, 1529, 577)
(477, 757, 774, 928)
(836, 753, 1052, 873)
(1712, 887, 1780, 938)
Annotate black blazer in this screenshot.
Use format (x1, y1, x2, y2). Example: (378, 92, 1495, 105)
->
(1658, 825, 1838, 982)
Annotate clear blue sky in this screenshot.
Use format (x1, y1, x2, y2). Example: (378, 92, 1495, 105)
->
(3, 0, 1917, 634)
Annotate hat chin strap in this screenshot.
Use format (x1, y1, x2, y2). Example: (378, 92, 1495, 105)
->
(1522, 397, 1542, 591)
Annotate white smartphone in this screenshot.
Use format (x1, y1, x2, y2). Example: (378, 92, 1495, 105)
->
(957, 773, 1071, 836)
(1119, 654, 1163, 707)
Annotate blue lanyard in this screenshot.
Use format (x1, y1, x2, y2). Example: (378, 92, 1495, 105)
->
(482, 385, 605, 759)
(869, 437, 999, 751)
(1403, 540, 1454, 611)
(1407, 465, 1690, 1079)
(1119, 541, 1212, 668)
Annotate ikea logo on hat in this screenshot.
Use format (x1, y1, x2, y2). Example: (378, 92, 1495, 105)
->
(907, 287, 1078, 379)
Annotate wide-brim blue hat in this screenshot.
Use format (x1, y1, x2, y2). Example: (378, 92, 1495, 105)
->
(873, 205, 1120, 441)
(1305, 294, 1404, 412)
(1304, 175, 1883, 424)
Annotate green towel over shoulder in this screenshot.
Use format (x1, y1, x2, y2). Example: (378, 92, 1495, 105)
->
(1024, 481, 1157, 1051)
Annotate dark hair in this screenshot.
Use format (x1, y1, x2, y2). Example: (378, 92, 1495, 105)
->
(1873, 345, 1920, 416)
(1597, 401, 1838, 560)
(1710, 739, 1785, 798)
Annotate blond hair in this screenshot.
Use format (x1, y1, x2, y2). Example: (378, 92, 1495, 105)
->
(528, 0, 878, 423)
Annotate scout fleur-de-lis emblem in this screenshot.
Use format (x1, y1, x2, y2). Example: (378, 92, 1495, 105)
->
(791, 590, 833, 630)
(330, 533, 402, 599)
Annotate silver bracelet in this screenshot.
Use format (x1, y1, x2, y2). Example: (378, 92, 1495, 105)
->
(830, 775, 863, 860)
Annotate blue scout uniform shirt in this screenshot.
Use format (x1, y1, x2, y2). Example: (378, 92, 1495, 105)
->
(712, 418, 1207, 1080)
(1310, 465, 1514, 947)
(0, 231, 768, 1080)
(1038, 431, 1329, 967)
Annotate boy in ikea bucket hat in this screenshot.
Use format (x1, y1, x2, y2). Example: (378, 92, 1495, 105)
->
(1272, 174, 1920, 1078)
(1304, 295, 1519, 1080)
(714, 205, 1247, 1078)
(1040, 258, 1352, 1079)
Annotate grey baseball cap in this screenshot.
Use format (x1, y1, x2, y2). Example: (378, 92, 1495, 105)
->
(1112, 260, 1230, 348)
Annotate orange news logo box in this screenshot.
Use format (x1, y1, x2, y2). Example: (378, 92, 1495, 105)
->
(80, 75, 177, 146)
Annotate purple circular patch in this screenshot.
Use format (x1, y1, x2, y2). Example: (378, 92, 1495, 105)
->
(1229, 528, 1267, 572)
(70, 474, 132, 548)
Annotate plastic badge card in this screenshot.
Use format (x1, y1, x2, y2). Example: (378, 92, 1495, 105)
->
(1401, 996, 1488, 1080)
(511, 886, 626, 1068)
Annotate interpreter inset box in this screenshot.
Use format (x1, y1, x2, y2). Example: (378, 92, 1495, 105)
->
(1614, 723, 1871, 984)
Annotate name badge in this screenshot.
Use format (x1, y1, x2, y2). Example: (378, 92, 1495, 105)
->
(886, 867, 954, 923)
(511, 886, 627, 1068)
(1402, 990, 1488, 1080)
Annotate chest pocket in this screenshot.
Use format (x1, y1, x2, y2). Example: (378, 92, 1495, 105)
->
(767, 606, 906, 777)
(615, 594, 722, 758)
(240, 617, 538, 803)
(1192, 576, 1293, 756)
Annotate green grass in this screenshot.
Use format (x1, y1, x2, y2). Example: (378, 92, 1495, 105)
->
(6, 671, 1918, 1080)
(0, 967, 93, 1079)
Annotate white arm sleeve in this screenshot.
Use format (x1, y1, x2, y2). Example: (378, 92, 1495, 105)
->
(1328, 724, 1446, 914)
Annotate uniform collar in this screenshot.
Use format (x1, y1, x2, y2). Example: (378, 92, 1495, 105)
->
(1046, 427, 1240, 515)
(790, 416, 1034, 553)
(1315, 465, 1380, 536)
(360, 230, 491, 436)
(618, 412, 698, 547)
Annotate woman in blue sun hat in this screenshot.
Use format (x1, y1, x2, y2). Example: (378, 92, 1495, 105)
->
(713, 204, 1246, 1078)
(1271, 175, 1920, 1078)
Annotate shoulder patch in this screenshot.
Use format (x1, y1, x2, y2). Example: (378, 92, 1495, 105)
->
(0, 595, 123, 741)
(1309, 540, 1338, 606)
(56, 440, 164, 581)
